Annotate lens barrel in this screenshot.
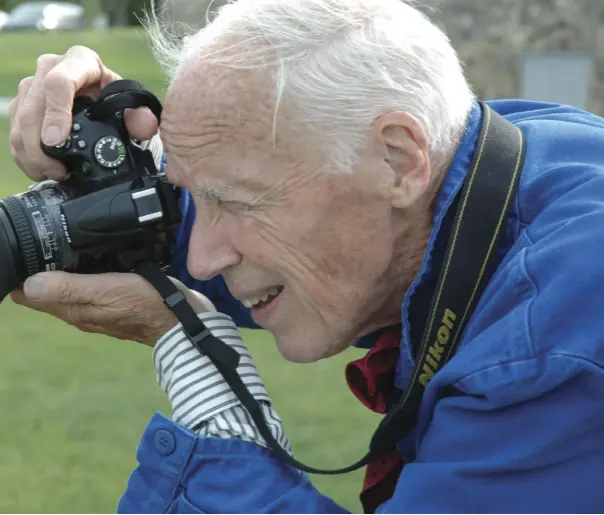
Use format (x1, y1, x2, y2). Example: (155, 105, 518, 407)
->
(0, 202, 22, 302)
(0, 187, 77, 303)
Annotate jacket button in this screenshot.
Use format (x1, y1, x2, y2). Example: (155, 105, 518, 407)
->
(154, 429, 176, 456)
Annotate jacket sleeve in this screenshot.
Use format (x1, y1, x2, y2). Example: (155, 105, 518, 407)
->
(118, 312, 349, 514)
(377, 354, 604, 513)
(117, 415, 349, 514)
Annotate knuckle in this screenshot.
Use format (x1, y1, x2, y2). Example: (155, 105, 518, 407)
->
(8, 127, 21, 152)
(36, 53, 60, 72)
(42, 70, 67, 92)
(55, 281, 74, 304)
(66, 45, 98, 62)
(7, 97, 17, 118)
(17, 76, 33, 96)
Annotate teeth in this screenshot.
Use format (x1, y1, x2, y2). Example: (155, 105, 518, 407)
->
(242, 293, 269, 308)
(241, 287, 282, 308)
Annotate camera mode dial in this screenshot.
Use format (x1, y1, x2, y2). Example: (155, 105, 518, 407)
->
(94, 136, 127, 169)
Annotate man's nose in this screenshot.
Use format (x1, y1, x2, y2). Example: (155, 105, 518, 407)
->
(186, 220, 241, 281)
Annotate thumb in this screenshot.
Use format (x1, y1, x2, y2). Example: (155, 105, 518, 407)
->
(23, 271, 95, 303)
(124, 107, 159, 141)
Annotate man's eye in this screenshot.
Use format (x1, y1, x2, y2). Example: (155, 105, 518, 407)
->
(222, 200, 252, 212)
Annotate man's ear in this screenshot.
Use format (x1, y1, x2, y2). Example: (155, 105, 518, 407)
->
(372, 111, 431, 209)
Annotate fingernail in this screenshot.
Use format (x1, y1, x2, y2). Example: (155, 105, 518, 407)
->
(42, 125, 64, 146)
(24, 275, 48, 300)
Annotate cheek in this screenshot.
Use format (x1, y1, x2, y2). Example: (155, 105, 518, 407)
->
(230, 215, 277, 263)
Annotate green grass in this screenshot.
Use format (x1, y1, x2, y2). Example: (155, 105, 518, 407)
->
(0, 30, 380, 513)
(0, 28, 167, 98)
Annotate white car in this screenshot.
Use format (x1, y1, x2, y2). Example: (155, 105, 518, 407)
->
(0, 10, 8, 29)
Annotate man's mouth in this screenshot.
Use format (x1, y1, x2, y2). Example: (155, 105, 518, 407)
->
(241, 285, 284, 310)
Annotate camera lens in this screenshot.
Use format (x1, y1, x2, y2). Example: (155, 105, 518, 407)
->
(0, 204, 21, 302)
(0, 187, 78, 303)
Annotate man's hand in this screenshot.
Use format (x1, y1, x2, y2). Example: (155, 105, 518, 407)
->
(9, 45, 159, 182)
(10, 271, 216, 346)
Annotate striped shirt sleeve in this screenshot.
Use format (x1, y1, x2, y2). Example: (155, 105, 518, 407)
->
(152, 312, 292, 454)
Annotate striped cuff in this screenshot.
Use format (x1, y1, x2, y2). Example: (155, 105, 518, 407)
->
(153, 313, 291, 454)
(198, 404, 292, 454)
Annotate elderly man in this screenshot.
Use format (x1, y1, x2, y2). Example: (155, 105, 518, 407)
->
(7, 0, 604, 512)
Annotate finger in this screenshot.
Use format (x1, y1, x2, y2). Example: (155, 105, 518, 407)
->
(10, 290, 100, 333)
(12, 154, 26, 175)
(10, 288, 60, 316)
(8, 76, 33, 122)
(41, 46, 121, 146)
(9, 125, 25, 166)
(18, 54, 67, 181)
(20, 270, 161, 306)
(8, 77, 35, 179)
(9, 288, 59, 318)
(124, 107, 159, 141)
(7, 96, 18, 123)
(22, 270, 100, 304)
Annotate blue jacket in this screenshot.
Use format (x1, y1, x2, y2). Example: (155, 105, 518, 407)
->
(118, 100, 604, 513)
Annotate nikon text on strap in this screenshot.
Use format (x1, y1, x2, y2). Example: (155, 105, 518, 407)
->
(134, 101, 526, 475)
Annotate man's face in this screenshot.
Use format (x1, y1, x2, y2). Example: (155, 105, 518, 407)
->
(160, 65, 427, 362)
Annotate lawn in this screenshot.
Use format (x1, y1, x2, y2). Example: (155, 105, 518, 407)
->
(0, 28, 166, 98)
(0, 29, 380, 513)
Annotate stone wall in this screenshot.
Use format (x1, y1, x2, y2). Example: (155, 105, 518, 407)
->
(424, 0, 604, 114)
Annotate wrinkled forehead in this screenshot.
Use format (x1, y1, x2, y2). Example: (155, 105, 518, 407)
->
(159, 59, 321, 190)
(161, 58, 276, 141)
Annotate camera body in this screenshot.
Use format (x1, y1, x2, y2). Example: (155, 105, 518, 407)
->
(0, 81, 181, 301)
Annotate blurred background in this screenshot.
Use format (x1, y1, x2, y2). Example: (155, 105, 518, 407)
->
(0, 0, 602, 512)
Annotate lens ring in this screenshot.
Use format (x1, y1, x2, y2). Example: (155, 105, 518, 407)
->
(1, 196, 39, 277)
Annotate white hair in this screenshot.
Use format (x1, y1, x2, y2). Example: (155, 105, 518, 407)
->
(144, 0, 475, 173)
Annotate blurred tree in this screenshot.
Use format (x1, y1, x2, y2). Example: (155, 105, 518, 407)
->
(101, 0, 130, 26)
(77, 0, 102, 19)
(127, 0, 153, 25)
(99, 0, 157, 26)
(0, 0, 23, 11)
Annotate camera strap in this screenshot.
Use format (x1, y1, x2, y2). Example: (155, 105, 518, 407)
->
(87, 79, 163, 122)
(134, 101, 526, 475)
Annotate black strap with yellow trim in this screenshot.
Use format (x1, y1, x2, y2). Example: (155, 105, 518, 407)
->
(368, 102, 525, 454)
(134, 101, 526, 475)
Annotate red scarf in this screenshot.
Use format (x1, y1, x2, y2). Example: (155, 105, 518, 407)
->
(345, 327, 405, 513)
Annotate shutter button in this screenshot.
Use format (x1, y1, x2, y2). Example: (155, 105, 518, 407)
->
(154, 429, 176, 456)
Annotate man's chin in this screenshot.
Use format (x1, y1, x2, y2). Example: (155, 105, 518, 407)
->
(271, 332, 323, 363)
(272, 331, 347, 364)
(276, 344, 323, 363)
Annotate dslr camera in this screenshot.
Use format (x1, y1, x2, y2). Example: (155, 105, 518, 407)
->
(0, 80, 181, 302)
